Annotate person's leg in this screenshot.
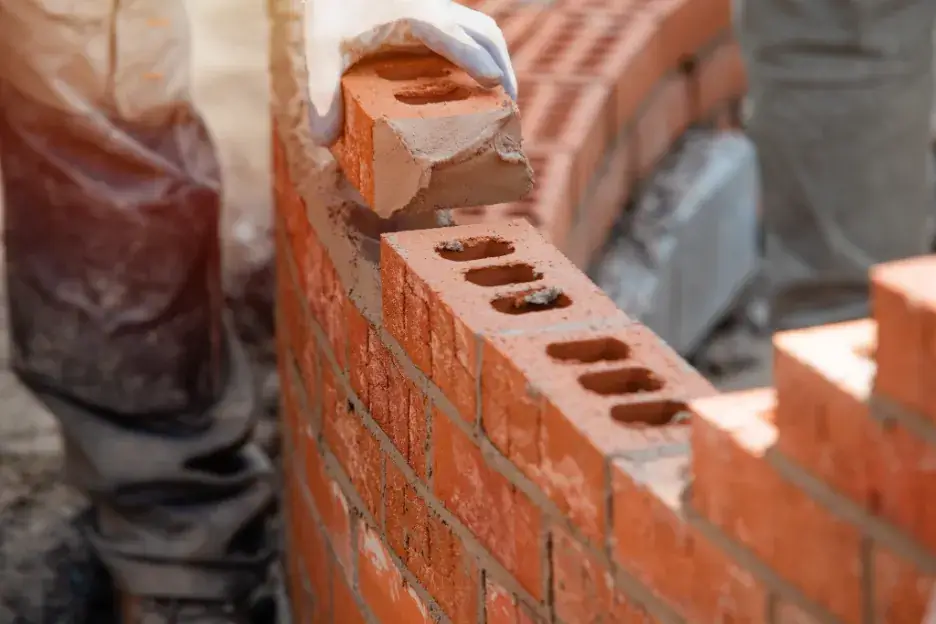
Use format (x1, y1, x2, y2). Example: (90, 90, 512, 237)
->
(0, 0, 274, 618)
(736, 0, 936, 330)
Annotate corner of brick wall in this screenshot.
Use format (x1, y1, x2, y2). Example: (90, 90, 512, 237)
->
(273, 1, 936, 622)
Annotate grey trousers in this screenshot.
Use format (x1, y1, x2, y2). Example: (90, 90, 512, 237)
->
(0, 0, 275, 601)
(737, 0, 936, 326)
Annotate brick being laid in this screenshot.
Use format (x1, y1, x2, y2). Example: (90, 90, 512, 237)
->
(330, 53, 533, 217)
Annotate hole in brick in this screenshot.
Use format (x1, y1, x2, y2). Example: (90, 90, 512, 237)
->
(375, 61, 451, 81)
(459, 206, 486, 216)
(436, 237, 515, 261)
(395, 82, 472, 105)
(611, 401, 690, 427)
(491, 287, 571, 315)
(546, 338, 631, 363)
(464, 263, 543, 287)
(579, 368, 663, 395)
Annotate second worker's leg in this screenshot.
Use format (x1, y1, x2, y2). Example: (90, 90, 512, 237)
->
(0, 0, 275, 621)
(737, 0, 936, 330)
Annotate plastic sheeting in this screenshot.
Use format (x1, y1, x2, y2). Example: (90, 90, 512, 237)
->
(736, 0, 936, 325)
(0, 0, 274, 602)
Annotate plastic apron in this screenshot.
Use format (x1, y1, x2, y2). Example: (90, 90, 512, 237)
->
(0, 0, 274, 602)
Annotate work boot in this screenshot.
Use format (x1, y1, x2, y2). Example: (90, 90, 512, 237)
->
(120, 596, 253, 624)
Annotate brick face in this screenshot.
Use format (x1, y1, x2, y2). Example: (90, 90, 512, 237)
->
(272, 1, 936, 621)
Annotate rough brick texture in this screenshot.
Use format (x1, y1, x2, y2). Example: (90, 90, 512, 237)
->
(330, 52, 533, 217)
(271, 0, 935, 622)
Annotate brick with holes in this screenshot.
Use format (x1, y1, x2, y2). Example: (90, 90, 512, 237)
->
(331, 52, 533, 217)
(480, 320, 715, 543)
(471, 0, 548, 54)
(381, 220, 626, 421)
(452, 150, 577, 249)
(516, 77, 612, 207)
(513, 10, 664, 131)
(773, 319, 936, 553)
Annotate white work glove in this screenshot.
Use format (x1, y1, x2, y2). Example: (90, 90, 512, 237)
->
(303, 0, 519, 146)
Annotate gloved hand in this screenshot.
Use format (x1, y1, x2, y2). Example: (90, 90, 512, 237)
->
(303, 0, 518, 146)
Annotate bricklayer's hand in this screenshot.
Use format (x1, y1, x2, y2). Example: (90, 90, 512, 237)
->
(303, 0, 518, 146)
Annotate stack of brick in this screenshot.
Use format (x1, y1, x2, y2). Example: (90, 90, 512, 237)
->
(276, 185, 936, 622)
(451, 0, 747, 267)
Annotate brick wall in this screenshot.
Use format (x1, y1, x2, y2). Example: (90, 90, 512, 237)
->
(269, 0, 936, 622)
(450, 0, 746, 267)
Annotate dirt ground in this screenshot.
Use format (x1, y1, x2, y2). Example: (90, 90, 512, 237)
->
(0, 3, 771, 621)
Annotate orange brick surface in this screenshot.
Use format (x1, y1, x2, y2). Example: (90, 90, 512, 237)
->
(330, 53, 533, 217)
(872, 255, 936, 426)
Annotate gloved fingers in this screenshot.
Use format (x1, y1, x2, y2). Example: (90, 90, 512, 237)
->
(407, 17, 505, 90)
(306, 45, 346, 146)
(450, 3, 518, 101)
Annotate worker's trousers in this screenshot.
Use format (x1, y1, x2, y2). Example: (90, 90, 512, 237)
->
(0, 0, 275, 601)
(738, 0, 936, 327)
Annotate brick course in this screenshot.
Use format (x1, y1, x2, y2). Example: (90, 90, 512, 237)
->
(270, 0, 936, 622)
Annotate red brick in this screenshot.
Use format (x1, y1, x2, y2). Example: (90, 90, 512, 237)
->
(611, 452, 768, 622)
(276, 236, 319, 405)
(346, 300, 370, 405)
(385, 461, 478, 622)
(320, 256, 349, 371)
(871, 255, 936, 426)
(284, 474, 315, 624)
(773, 600, 823, 624)
(773, 320, 936, 553)
(474, 0, 547, 54)
(321, 364, 382, 518)
(651, 0, 732, 70)
(452, 150, 577, 250)
(514, 11, 664, 131)
(515, 76, 612, 206)
(633, 75, 692, 179)
(292, 483, 332, 624)
(277, 327, 303, 464)
(690, 37, 747, 121)
(552, 526, 656, 623)
(873, 546, 936, 623)
(358, 524, 434, 624)
(382, 221, 627, 421)
(302, 423, 353, 573)
(563, 130, 635, 269)
(432, 409, 543, 598)
(333, 571, 367, 624)
(330, 53, 532, 217)
(484, 581, 539, 624)
(550, 0, 644, 13)
(690, 389, 863, 623)
(481, 322, 714, 543)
